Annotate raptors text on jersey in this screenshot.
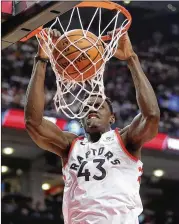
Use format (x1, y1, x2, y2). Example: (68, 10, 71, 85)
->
(62, 129, 143, 224)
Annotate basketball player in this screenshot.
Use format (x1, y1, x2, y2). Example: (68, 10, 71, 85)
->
(25, 29, 160, 224)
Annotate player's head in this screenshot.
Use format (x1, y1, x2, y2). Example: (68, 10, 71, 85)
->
(81, 94, 115, 134)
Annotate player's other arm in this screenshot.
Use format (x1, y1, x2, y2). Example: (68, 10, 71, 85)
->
(115, 33, 160, 150)
(127, 54, 160, 146)
(25, 29, 77, 158)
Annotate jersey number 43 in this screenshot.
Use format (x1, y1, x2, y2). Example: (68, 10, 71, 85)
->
(77, 159, 106, 181)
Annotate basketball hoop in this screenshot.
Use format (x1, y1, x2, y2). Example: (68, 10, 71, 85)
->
(22, 1, 132, 119)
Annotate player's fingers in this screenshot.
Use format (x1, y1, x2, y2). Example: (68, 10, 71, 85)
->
(107, 29, 123, 37)
(43, 28, 53, 38)
(41, 28, 61, 38)
(43, 28, 51, 35)
(120, 32, 129, 42)
(40, 29, 48, 40)
(57, 30, 61, 37)
(107, 30, 115, 37)
(51, 29, 61, 38)
(41, 28, 51, 38)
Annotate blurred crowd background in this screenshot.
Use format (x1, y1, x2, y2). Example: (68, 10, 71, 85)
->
(2, 191, 64, 224)
(1, 1, 179, 224)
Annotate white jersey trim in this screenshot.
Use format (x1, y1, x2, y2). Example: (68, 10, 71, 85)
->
(114, 128, 139, 163)
(63, 137, 83, 169)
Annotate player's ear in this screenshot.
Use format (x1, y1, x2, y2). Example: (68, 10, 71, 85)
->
(110, 114, 115, 125)
(80, 120, 84, 128)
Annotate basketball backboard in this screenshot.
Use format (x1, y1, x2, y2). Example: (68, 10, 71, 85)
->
(1, 1, 81, 49)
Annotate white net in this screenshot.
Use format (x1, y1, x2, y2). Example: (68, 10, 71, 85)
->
(36, 5, 131, 119)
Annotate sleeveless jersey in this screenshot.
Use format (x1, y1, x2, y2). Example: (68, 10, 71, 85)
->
(62, 129, 143, 224)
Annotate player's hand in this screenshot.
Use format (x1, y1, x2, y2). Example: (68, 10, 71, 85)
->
(37, 28, 61, 59)
(113, 32, 136, 61)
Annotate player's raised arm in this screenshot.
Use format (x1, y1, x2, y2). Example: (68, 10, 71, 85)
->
(24, 29, 77, 158)
(114, 33, 160, 151)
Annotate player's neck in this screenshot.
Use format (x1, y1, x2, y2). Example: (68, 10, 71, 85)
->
(87, 127, 111, 143)
(87, 132, 101, 142)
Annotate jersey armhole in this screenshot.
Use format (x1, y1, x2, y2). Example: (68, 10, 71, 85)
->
(114, 128, 139, 163)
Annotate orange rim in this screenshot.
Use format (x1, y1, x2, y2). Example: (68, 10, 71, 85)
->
(76, 1, 132, 41)
(19, 2, 131, 42)
(20, 26, 43, 42)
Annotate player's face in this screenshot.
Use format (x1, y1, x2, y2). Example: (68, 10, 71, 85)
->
(81, 97, 114, 134)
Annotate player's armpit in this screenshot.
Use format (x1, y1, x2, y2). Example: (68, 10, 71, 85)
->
(25, 118, 77, 158)
(126, 113, 160, 150)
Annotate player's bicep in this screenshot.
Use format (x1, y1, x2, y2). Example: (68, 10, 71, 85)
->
(27, 126, 64, 156)
(25, 118, 77, 157)
(127, 113, 159, 147)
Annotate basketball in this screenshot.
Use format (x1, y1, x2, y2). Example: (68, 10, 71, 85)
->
(52, 29, 104, 82)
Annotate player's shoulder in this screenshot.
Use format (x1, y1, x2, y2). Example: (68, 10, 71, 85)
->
(63, 131, 78, 144)
(117, 125, 130, 135)
(114, 126, 130, 147)
(62, 132, 85, 164)
(64, 131, 85, 144)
